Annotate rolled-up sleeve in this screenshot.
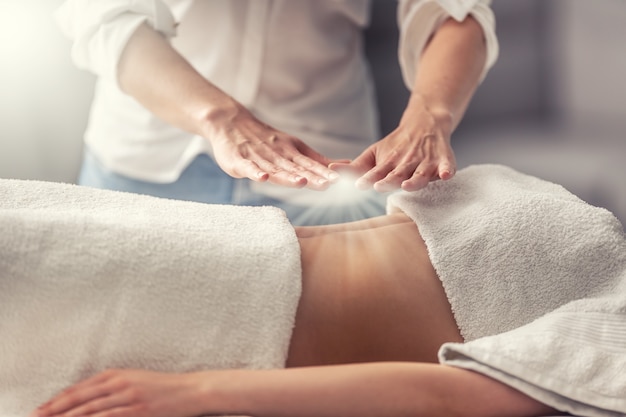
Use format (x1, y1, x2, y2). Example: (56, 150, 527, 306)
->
(54, 0, 178, 86)
(397, 0, 499, 90)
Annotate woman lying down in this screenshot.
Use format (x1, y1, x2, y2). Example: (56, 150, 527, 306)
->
(1, 164, 624, 417)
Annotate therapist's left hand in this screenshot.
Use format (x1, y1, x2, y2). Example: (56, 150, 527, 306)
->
(331, 101, 456, 193)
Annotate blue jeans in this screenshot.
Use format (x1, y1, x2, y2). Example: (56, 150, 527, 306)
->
(78, 150, 386, 226)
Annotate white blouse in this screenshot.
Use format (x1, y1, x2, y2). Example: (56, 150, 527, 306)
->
(55, 0, 498, 200)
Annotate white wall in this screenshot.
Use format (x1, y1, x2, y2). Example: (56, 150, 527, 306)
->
(0, 0, 94, 183)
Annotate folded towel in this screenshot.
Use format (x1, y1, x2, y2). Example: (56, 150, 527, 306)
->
(440, 299, 626, 417)
(387, 164, 626, 341)
(0, 179, 302, 417)
(387, 164, 626, 416)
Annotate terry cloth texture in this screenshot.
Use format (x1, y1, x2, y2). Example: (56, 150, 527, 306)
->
(0, 179, 302, 417)
(440, 299, 626, 417)
(386, 164, 625, 341)
(387, 164, 626, 417)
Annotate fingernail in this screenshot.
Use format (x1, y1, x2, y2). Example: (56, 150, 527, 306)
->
(317, 178, 328, 185)
(256, 171, 267, 179)
(293, 176, 305, 183)
(328, 172, 339, 181)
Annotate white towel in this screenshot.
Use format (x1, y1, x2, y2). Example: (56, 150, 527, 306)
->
(388, 164, 626, 416)
(387, 164, 626, 341)
(0, 179, 302, 417)
(440, 299, 626, 417)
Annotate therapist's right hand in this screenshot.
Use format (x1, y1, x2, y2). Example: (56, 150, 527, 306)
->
(116, 23, 338, 191)
(207, 105, 339, 190)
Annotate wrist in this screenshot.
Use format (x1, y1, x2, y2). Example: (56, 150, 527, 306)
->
(402, 93, 454, 133)
(407, 92, 453, 118)
(195, 369, 250, 416)
(191, 98, 244, 139)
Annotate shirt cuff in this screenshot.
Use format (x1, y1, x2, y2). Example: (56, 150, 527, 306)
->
(54, 0, 178, 88)
(397, 0, 499, 90)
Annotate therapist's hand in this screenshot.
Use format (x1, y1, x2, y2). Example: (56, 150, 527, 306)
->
(327, 12, 492, 193)
(208, 104, 339, 191)
(117, 23, 339, 191)
(331, 97, 456, 193)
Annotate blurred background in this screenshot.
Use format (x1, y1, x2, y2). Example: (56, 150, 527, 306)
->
(1, 0, 625, 224)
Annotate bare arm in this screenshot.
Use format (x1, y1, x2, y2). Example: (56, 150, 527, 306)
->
(409, 15, 488, 132)
(215, 363, 558, 417)
(117, 23, 337, 189)
(335, 16, 487, 192)
(31, 364, 558, 417)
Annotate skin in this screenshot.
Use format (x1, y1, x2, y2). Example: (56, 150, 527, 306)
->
(116, 13, 487, 192)
(332, 16, 487, 192)
(30, 213, 560, 417)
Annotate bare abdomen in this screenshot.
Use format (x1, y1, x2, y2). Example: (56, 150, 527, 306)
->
(287, 214, 462, 367)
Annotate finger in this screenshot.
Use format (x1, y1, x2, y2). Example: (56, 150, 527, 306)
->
(269, 171, 309, 188)
(34, 377, 112, 417)
(291, 154, 339, 186)
(232, 140, 315, 187)
(328, 160, 364, 173)
(400, 164, 438, 192)
(327, 158, 352, 165)
(52, 394, 131, 417)
(258, 154, 336, 190)
(372, 163, 419, 193)
(326, 163, 361, 186)
(254, 159, 308, 188)
(355, 160, 395, 190)
(327, 147, 378, 186)
(295, 142, 334, 170)
(437, 157, 457, 181)
(336, 152, 377, 190)
(328, 162, 356, 176)
(264, 140, 337, 187)
(229, 159, 269, 182)
(347, 152, 376, 177)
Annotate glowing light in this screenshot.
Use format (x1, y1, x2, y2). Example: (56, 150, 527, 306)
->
(323, 174, 367, 205)
(292, 174, 388, 226)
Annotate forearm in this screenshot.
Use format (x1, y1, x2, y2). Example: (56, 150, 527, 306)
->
(30, 363, 558, 417)
(117, 23, 240, 140)
(406, 16, 487, 130)
(202, 363, 555, 417)
(116, 23, 336, 187)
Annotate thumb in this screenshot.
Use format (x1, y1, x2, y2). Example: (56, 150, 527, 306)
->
(332, 152, 374, 175)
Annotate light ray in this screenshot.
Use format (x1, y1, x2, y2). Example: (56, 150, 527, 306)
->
(292, 174, 388, 226)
